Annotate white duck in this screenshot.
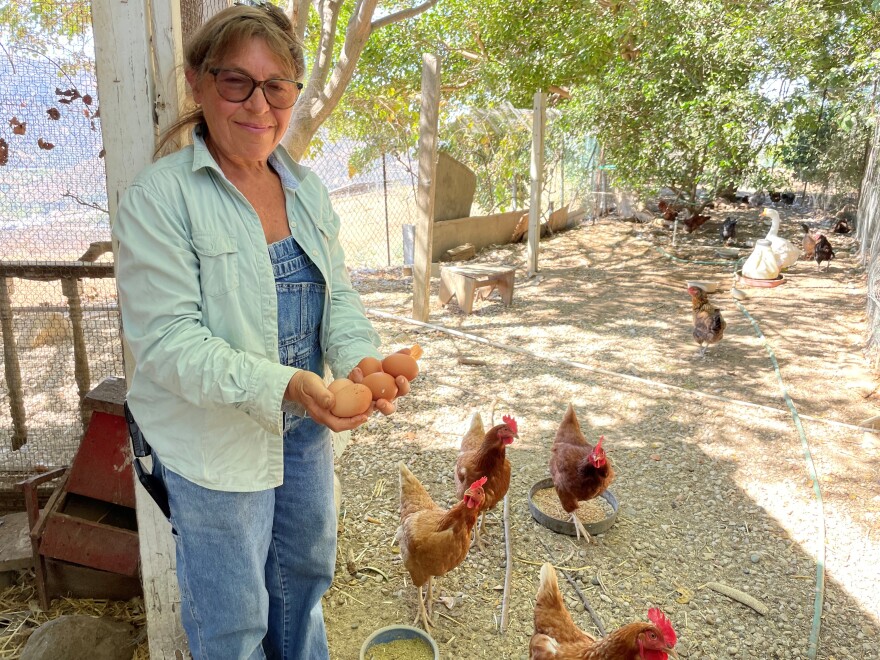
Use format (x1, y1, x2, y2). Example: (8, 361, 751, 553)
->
(761, 208, 800, 270)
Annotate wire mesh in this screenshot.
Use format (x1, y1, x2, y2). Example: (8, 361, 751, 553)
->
(858, 113, 880, 370)
(0, 8, 120, 504)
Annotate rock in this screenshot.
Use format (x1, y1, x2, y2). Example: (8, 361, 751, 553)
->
(20, 615, 136, 660)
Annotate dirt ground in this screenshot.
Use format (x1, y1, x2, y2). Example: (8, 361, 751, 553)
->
(325, 205, 880, 660)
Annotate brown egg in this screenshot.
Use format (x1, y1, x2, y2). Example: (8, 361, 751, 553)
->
(328, 378, 353, 394)
(362, 372, 399, 402)
(382, 353, 419, 381)
(330, 383, 372, 417)
(356, 356, 384, 376)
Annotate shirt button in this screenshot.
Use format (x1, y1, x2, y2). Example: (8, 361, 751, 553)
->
(290, 222, 297, 228)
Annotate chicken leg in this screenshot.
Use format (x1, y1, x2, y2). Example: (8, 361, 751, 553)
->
(471, 511, 486, 550)
(571, 513, 593, 544)
(413, 578, 436, 630)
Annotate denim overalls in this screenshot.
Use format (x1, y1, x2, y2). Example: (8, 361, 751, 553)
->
(155, 235, 337, 660)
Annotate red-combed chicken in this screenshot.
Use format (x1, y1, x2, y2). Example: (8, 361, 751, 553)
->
(687, 285, 726, 358)
(454, 412, 518, 549)
(530, 562, 678, 660)
(398, 462, 486, 629)
(550, 404, 614, 542)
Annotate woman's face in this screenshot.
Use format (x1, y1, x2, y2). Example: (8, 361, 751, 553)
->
(188, 38, 295, 166)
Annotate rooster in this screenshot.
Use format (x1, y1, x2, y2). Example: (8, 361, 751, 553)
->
(530, 562, 678, 660)
(800, 223, 817, 260)
(687, 285, 726, 358)
(720, 216, 738, 245)
(814, 234, 835, 271)
(398, 462, 485, 629)
(550, 404, 614, 542)
(454, 413, 518, 549)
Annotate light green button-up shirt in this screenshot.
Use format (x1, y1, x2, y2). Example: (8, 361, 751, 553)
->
(113, 131, 382, 491)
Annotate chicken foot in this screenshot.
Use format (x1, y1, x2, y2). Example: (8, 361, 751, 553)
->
(571, 513, 593, 544)
(413, 578, 436, 630)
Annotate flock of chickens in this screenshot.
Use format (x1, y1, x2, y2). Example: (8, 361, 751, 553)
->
(396, 406, 678, 659)
(387, 198, 848, 658)
(685, 204, 847, 358)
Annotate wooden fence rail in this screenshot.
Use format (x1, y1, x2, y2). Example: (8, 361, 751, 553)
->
(0, 243, 115, 450)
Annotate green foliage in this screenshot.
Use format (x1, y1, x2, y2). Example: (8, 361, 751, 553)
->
(331, 0, 880, 207)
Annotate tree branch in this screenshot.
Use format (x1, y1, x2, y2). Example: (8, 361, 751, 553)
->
(62, 192, 108, 214)
(371, 0, 440, 31)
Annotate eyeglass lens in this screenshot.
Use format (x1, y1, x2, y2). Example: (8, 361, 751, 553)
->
(213, 70, 301, 109)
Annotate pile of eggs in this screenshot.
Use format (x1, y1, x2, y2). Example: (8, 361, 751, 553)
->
(329, 347, 420, 417)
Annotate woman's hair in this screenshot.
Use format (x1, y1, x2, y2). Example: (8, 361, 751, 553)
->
(155, 3, 306, 156)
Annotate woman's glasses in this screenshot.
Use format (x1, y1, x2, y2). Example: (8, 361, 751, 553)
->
(209, 68, 303, 109)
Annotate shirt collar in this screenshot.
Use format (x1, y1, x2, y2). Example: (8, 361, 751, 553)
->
(191, 127, 300, 191)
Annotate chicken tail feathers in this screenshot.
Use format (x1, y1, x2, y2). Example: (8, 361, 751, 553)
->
(399, 462, 436, 517)
(711, 309, 726, 334)
(536, 562, 564, 614)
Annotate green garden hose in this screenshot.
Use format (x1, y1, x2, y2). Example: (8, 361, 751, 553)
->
(734, 301, 826, 660)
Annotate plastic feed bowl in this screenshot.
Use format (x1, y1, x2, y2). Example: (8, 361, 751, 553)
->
(735, 270, 786, 288)
(528, 478, 619, 537)
(686, 280, 720, 293)
(360, 625, 439, 660)
(716, 247, 740, 258)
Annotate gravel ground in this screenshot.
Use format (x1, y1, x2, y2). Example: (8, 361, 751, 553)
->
(324, 206, 880, 660)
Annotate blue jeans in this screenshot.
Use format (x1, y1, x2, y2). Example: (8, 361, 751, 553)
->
(156, 235, 334, 659)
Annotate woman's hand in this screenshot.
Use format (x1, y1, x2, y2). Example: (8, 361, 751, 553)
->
(348, 351, 412, 416)
(285, 370, 369, 432)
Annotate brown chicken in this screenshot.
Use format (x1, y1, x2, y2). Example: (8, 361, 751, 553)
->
(800, 223, 817, 260)
(398, 462, 486, 629)
(550, 404, 614, 542)
(454, 412, 518, 549)
(687, 285, 726, 358)
(814, 234, 835, 271)
(681, 212, 711, 233)
(530, 563, 678, 660)
(657, 199, 681, 223)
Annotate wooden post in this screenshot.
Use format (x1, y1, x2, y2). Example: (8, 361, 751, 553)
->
(527, 91, 546, 277)
(61, 278, 91, 430)
(0, 277, 26, 449)
(92, 0, 189, 656)
(412, 54, 440, 321)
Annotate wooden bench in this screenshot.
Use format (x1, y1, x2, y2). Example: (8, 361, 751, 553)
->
(438, 265, 516, 314)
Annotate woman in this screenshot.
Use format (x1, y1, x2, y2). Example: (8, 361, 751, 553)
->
(112, 4, 407, 658)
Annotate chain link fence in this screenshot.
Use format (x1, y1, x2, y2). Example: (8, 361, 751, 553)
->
(858, 106, 880, 371)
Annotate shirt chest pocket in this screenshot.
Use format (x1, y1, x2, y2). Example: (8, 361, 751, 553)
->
(192, 233, 239, 296)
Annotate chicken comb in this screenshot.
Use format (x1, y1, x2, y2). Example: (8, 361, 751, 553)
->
(502, 415, 518, 435)
(647, 608, 677, 646)
(469, 476, 488, 491)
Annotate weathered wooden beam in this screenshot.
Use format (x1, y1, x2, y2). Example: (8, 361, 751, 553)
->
(0, 277, 27, 449)
(61, 278, 91, 430)
(527, 91, 546, 277)
(412, 53, 440, 322)
(0, 262, 114, 280)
